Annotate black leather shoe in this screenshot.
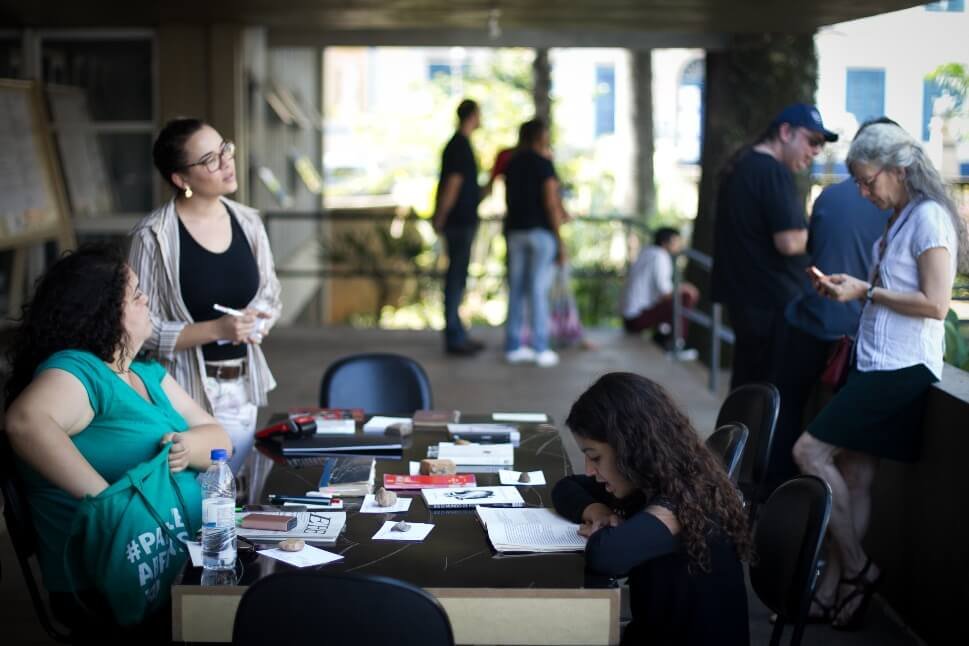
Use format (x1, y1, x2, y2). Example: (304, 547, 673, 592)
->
(445, 342, 481, 357)
(464, 338, 486, 351)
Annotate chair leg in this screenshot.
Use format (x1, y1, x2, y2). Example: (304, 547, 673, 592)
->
(790, 621, 806, 646)
(769, 620, 784, 646)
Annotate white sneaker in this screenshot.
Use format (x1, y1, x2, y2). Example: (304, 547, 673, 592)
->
(506, 347, 537, 364)
(535, 349, 560, 367)
(670, 348, 699, 361)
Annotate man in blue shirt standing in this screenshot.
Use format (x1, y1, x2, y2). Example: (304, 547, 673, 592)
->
(433, 99, 485, 356)
(776, 119, 895, 483)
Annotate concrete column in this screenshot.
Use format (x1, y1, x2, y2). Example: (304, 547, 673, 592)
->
(532, 48, 551, 124)
(631, 49, 655, 220)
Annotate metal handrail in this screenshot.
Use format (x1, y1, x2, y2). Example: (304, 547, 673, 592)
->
(671, 247, 734, 394)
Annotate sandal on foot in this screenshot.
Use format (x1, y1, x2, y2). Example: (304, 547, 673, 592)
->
(832, 557, 882, 631)
(804, 596, 837, 625)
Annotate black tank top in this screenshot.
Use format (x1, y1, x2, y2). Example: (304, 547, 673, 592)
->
(178, 207, 259, 361)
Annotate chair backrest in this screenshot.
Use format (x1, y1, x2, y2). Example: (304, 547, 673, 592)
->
(319, 353, 433, 414)
(232, 570, 455, 646)
(715, 383, 780, 497)
(749, 475, 832, 630)
(0, 432, 71, 642)
(704, 423, 749, 483)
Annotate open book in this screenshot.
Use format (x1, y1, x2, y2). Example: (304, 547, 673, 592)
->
(236, 511, 347, 544)
(475, 507, 587, 553)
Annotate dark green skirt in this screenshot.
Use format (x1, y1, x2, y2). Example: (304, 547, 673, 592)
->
(807, 363, 936, 462)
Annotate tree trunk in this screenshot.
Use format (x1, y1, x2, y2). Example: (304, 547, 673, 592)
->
(687, 33, 817, 366)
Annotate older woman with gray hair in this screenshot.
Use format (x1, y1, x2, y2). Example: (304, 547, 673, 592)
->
(793, 122, 966, 630)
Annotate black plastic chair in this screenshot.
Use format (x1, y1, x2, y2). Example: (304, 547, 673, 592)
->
(715, 383, 780, 524)
(704, 422, 749, 483)
(319, 353, 433, 414)
(749, 475, 832, 646)
(0, 432, 72, 643)
(232, 570, 455, 646)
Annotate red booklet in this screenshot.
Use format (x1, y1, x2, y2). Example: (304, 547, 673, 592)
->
(288, 407, 365, 422)
(383, 474, 477, 490)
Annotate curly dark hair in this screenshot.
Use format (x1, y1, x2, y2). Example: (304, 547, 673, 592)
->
(4, 244, 130, 408)
(566, 372, 753, 572)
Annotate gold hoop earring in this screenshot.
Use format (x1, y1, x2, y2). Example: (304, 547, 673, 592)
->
(184, 185, 193, 199)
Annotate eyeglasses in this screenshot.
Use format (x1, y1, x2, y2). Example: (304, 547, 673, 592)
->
(183, 140, 235, 173)
(854, 167, 884, 192)
(799, 128, 826, 148)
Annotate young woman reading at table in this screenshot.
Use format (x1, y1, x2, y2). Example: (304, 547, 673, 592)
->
(553, 372, 752, 645)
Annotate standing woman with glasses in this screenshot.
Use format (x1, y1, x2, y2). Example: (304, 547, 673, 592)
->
(130, 118, 281, 477)
(794, 123, 967, 630)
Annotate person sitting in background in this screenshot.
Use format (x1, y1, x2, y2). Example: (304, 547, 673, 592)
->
(553, 372, 751, 645)
(620, 227, 699, 353)
(3, 245, 231, 637)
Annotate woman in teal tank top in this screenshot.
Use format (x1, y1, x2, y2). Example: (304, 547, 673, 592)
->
(3, 246, 231, 633)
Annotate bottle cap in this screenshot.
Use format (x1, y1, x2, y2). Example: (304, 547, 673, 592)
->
(210, 448, 229, 462)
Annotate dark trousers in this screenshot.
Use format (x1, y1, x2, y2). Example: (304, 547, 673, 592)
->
(623, 290, 699, 336)
(443, 226, 477, 348)
(727, 306, 834, 489)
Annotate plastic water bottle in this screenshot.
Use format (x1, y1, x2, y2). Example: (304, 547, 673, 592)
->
(201, 448, 236, 571)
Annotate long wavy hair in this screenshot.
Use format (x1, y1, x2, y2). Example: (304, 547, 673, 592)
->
(566, 372, 753, 573)
(847, 122, 968, 273)
(4, 245, 129, 408)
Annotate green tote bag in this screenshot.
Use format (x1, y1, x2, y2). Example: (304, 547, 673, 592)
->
(64, 444, 198, 625)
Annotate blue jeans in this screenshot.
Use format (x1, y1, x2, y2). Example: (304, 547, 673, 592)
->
(443, 226, 477, 348)
(505, 228, 557, 352)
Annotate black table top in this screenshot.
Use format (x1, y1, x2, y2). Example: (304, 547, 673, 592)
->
(177, 415, 609, 591)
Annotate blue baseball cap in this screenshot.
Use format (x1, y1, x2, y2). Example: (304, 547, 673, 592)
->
(771, 103, 838, 142)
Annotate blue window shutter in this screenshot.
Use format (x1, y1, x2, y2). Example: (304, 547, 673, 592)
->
(595, 64, 615, 137)
(923, 78, 944, 141)
(428, 63, 450, 81)
(926, 1, 964, 12)
(845, 69, 885, 126)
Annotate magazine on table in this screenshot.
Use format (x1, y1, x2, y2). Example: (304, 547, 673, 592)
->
(318, 456, 376, 496)
(235, 511, 347, 544)
(421, 485, 525, 509)
(475, 507, 586, 553)
(383, 473, 477, 490)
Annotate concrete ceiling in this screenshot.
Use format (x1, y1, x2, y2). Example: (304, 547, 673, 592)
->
(0, 0, 925, 34)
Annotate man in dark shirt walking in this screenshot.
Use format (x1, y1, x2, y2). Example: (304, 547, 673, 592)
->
(433, 99, 485, 356)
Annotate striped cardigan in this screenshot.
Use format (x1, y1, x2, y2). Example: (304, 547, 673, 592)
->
(128, 197, 281, 412)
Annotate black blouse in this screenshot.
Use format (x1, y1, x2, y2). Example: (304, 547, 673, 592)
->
(552, 475, 750, 646)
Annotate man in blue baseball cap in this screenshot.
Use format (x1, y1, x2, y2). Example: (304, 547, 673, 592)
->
(711, 102, 834, 487)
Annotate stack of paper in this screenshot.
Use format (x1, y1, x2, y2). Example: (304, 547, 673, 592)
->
(236, 511, 347, 544)
(475, 507, 587, 553)
(436, 442, 514, 466)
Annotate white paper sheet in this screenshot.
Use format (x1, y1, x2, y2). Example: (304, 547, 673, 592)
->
(359, 494, 413, 514)
(257, 544, 344, 568)
(185, 541, 203, 567)
(409, 460, 421, 476)
(498, 469, 547, 486)
(363, 416, 412, 433)
(492, 412, 548, 423)
(372, 521, 434, 541)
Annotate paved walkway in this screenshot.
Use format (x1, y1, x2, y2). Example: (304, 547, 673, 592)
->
(0, 325, 921, 644)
